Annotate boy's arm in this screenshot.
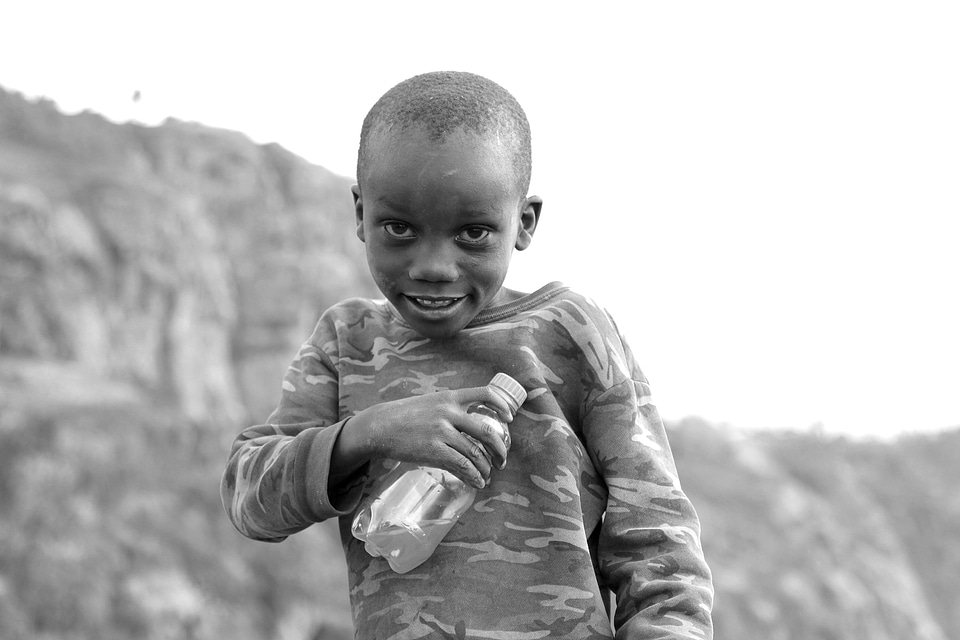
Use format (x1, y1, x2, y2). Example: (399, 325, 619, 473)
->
(586, 348, 714, 638)
(220, 312, 514, 542)
(219, 326, 366, 542)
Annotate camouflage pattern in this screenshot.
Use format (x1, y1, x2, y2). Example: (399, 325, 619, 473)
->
(221, 282, 714, 639)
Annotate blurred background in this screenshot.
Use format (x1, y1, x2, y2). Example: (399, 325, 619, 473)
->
(1, 2, 958, 639)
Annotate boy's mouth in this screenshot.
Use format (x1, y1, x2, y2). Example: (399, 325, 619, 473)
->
(398, 294, 475, 337)
(406, 295, 465, 310)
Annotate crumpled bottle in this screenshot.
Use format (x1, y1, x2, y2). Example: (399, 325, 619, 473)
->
(350, 373, 527, 573)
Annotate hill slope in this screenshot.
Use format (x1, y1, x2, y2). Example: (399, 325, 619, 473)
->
(670, 418, 958, 640)
(1, 86, 377, 425)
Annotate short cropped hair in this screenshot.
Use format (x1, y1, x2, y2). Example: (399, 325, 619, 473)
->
(357, 71, 532, 194)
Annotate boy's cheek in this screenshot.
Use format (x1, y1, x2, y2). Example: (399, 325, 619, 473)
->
(370, 268, 400, 294)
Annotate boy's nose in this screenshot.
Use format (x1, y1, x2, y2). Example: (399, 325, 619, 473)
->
(408, 244, 459, 282)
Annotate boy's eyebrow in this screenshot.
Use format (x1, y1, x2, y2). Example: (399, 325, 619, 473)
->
(457, 209, 501, 222)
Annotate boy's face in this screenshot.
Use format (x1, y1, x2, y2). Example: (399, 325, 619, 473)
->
(353, 126, 540, 339)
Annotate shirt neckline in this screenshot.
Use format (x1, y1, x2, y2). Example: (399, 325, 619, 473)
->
(469, 281, 569, 325)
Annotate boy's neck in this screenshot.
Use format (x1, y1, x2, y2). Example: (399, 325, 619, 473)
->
(491, 286, 527, 308)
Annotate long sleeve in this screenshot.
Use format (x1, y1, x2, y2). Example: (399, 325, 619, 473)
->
(584, 333, 714, 639)
(220, 314, 365, 542)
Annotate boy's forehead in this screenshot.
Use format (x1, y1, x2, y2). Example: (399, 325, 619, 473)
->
(369, 123, 492, 154)
(365, 125, 517, 184)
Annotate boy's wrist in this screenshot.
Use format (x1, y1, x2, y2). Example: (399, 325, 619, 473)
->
(331, 410, 377, 480)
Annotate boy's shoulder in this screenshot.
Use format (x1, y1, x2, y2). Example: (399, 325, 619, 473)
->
(474, 282, 613, 323)
(524, 283, 622, 332)
(472, 283, 629, 350)
(318, 295, 392, 326)
(327, 294, 389, 312)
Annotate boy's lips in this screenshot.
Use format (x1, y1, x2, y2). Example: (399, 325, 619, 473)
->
(402, 294, 468, 317)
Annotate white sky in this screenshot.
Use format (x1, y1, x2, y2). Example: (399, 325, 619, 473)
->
(3, 1, 958, 439)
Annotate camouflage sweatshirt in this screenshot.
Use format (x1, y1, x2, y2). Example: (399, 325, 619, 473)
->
(221, 282, 714, 639)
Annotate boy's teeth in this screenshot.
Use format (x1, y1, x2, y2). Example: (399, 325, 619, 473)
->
(416, 298, 455, 308)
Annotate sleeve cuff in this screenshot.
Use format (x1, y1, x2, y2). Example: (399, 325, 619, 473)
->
(297, 419, 367, 521)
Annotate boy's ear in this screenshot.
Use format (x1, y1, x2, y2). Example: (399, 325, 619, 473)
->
(515, 196, 542, 251)
(351, 184, 365, 242)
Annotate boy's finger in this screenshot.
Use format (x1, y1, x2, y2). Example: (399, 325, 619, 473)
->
(458, 414, 509, 470)
(444, 436, 491, 489)
(454, 385, 515, 422)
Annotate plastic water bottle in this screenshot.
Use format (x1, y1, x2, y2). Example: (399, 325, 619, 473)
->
(350, 373, 527, 573)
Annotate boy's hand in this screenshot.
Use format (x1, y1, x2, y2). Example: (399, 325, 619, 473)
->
(336, 385, 515, 490)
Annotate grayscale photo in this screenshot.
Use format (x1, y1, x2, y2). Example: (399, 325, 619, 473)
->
(1, 2, 957, 639)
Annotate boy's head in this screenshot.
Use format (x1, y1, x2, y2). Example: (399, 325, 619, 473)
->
(356, 71, 532, 196)
(352, 71, 541, 339)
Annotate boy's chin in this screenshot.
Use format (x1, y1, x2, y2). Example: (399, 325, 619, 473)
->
(399, 313, 473, 340)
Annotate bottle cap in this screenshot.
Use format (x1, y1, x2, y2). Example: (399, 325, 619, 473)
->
(489, 373, 527, 411)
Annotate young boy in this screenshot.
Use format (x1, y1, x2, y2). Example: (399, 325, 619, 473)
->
(221, 71, 714, 639)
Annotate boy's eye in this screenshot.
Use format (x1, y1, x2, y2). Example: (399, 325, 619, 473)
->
(384, 222, 415, 239)
(457, 227, 491, 244)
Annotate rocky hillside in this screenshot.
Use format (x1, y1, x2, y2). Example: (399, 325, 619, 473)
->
(670, 419, 960, 640)
(1, 87, 957, 640)
(0, 86, 377, 427)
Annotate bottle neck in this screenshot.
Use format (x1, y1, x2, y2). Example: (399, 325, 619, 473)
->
(489, 386, 520, 417)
